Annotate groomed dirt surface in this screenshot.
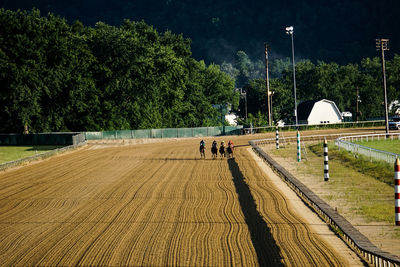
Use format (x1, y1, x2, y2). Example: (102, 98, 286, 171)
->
(0, 131, 371, 266)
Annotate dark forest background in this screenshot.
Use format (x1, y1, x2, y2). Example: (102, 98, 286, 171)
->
(0, 2, 399, 133)
(1, 0, 399, 64)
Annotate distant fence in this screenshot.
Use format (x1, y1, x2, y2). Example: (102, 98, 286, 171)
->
(0, 132, 85, 146)
(243, 120, 385, 134)
(250, 140, 400, 267)
(335, 133, 400, 163)
(85, 126, 243, 140)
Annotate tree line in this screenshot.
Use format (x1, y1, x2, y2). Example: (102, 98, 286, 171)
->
(2, 0, 398, 65)
(1, 8, 399, 133)
(225, 51, 400, 126)
(0, 8, 238, 133)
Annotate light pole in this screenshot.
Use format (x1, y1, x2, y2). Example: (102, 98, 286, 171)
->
(268, 90, 274, 123)
(376, 38, 390, 134)
(286, 26, 298, 127)
(264, 43, 272, 126)
(240, 88, 248, 121)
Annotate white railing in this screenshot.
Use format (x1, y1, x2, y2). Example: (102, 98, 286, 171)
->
(242, 120, 385, 134)
(335, 133, 400, 163)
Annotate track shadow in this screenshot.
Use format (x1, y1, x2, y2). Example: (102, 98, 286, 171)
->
(228, 158, 284, 266)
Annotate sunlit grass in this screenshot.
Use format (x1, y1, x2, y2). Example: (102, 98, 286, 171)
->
(266, 141, 395, 225)
(0, 146, 63, 164)
(354, 139, 400, 154)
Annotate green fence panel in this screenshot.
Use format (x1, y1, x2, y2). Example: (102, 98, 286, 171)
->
(150, 129, 163, 138)
(209, 126, 224, 136)
(132, 129, 151, 139)
(102, 131, 117, 139)
(0, 133, 81, 145)
(117, 130, 132, 139)
(192, 127, 208, 137)
(177, 128, 193, 138)
(224, 126, 242, 135)
(83, 125, 244, 141)
(0, 134, 15, 145)
(161, 128, 179, 138)
(85, 132, 103, 140)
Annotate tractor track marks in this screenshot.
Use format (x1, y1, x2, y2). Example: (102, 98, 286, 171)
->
(0, 138, 358, 266)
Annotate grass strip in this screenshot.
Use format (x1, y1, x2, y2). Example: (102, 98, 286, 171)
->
(268, 141, 397, 227)
(309, 143, 394, 186)
(353, 139, 400, 154)
(0, 146, 63, 164)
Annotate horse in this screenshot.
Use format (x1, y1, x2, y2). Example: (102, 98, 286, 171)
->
(211, 142, 218, 159)
(200, 145, 206, 159)
(227, 143, 234, 158)
(219, 144, 226, 158)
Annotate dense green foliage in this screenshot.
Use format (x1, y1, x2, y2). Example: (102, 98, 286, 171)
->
(0, 9, 238, 133)
(230, 51, 400, 125)
(1, 0, 398, 64)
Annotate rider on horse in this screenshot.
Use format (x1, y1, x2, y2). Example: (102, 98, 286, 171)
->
(219, 141, 226, 158)
(227, 140, 234, 158)
(211, 140, 218, 158)
(200, 139, 206, 158)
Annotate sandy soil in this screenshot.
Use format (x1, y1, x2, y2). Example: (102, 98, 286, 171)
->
(0, 130, 372, 266)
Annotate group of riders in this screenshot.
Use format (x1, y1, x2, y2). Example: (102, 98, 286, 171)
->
(199, 139, 234, 159)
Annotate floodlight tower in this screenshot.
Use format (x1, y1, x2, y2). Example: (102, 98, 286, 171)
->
(376, 38, 390, 134)
(286, 26, 298, 127)
(264, 43, 272, 126)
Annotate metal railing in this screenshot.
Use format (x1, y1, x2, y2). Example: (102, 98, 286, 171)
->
(243, 120, 385, 134)
(252, 131, 378, 146)
(335, 133, 400, 163)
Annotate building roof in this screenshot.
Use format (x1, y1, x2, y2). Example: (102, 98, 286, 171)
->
(297, 99, 342, 121)
(297, 100, 318, 121)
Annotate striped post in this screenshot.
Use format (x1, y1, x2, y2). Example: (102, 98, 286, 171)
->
(395, 158, 400, 226)
(324, 139, 329, 182)
(276, 127, 279, 149)
(297, 130, 301, 162)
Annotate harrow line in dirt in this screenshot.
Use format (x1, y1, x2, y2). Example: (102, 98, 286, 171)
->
(0, 136, 365, 266)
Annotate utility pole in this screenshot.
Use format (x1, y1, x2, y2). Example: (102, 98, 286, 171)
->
(240, 88, 248, 121)
(376, 38, 390, 134)
(356, 87, 360, 122)
(264, 43, 272, 126)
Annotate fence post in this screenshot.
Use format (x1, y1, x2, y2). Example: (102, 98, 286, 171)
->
(297, 130, 301, 162)
(324, 139, 329, 181)
(395, 158, 400, 226)
(276, 127, 279, 149)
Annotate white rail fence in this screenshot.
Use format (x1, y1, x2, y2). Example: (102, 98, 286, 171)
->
(335, 133, 400, 163)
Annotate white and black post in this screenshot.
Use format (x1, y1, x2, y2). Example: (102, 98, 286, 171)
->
(324, 139, 329, 182)
(296, 130, 301, 162)
(276, 127, 279, 149)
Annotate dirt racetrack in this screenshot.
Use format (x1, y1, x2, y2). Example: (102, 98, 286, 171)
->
(0, 133, 367, 266)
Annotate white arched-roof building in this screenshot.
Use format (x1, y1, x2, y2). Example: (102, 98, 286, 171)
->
(297, 99, 343, 125)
